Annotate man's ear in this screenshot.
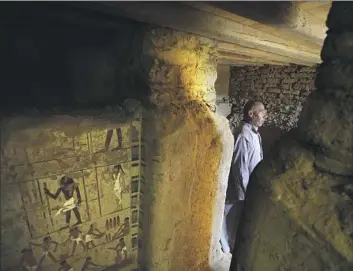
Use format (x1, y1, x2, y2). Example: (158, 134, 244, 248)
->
(248, 110, 254, 117)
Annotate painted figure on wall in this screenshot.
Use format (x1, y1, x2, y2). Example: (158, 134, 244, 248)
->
(81, 256, 107, 271)
(108, 237, 128, 265)
(111, 165, 129, 207)
(113, 217, 130, 240)
(84, 223, 105, 249)
(99, 128, 123, 152)
(29, 236, 58, 266)
(63, 227, 86, 256)
(19, 248, 40, 271)
(58, 260, 74, 271)
(44, 176, 82, 227)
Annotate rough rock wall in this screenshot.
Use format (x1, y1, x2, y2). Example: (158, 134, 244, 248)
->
(1, 2, 146, 110)
(1, 4, 149, 270)
(227, 64, 316, 132)
(0, 101, 145, 271)
(231, 2, 353, 271)
(140, 29, 234, 271)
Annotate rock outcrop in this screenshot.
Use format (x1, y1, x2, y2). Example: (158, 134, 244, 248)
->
(231, 2, 353, 270)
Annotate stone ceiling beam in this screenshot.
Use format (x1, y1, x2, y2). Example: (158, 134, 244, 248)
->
(72, 2, 321, 65)
(217, 42, 316, 67)
(186, 2, 323, 51)
(218, 51, 290, 66)
(207, 2, 329, 46)
(286, 2, 330, 45)
(217, 59, 265, 66)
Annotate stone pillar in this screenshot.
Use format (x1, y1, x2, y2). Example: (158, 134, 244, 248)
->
(231, 2, 353, 270)
(140, 29, 234, 270)
(215, 65, 232, 118)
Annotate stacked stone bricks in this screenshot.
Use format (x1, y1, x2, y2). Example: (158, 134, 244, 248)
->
(228, 64, 317, 132)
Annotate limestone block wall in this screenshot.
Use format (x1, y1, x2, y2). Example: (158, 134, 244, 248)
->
(0, 101, 145, 271)
(227, 64, 317, 132)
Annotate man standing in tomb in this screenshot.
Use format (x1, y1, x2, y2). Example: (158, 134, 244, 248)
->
(220, 101, 267, 254)
(44, 175, 82, 227)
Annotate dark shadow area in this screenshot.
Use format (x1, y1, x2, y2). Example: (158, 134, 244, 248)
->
(206, 1, 294, 25)
(259, 125, 284, 157)
(0, 2, 150, 114)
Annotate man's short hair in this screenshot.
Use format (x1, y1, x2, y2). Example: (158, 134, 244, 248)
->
(243, 101, 258, 122)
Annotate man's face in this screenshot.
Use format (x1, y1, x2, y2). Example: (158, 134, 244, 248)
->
(249, 103, 267, 127)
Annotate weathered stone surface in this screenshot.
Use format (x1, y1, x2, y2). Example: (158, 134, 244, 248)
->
(232, 134, 353, 270)
(231, 2, 353, 270)
(143, 28, 218, 109)
(139, 28, 233, 271)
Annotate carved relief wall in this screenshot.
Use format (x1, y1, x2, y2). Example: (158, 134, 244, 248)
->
(0, 107, 144, 271)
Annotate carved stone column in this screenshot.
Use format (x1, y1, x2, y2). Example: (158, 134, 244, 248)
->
(140, 28, 234, 270)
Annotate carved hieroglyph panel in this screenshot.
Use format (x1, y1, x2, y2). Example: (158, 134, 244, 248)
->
(1, 114, 143, 271)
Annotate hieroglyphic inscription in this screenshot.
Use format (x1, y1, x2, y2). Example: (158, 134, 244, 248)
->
(1, 115, 143, 270)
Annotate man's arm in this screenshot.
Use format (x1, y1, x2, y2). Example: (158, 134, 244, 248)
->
(44, 187, 62, 200)
(232, 135, 250, 195)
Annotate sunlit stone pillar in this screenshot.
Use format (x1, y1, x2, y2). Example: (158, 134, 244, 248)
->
(140, 28, 234, 270)
(231, 2, 353, 270)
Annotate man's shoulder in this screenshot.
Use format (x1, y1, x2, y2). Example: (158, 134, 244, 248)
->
(238, 125, 255, 143)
